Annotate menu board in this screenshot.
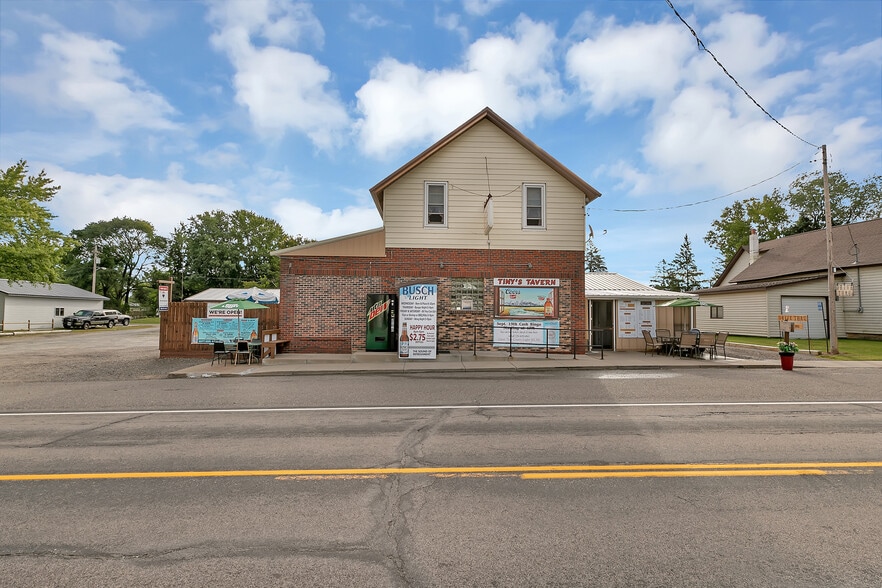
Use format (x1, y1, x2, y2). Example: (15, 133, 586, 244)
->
(398, 284, 438, 359)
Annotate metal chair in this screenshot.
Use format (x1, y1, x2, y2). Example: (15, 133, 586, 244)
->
(642, 330, 664, 355)
(211, 341, 229, 366)
(715, 331, 729, 358)
(233, 340, 251, 365)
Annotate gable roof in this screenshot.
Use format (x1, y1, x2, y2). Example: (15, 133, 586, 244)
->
(718, 218, 882, 286)
(0, 279, 108, 301)
(584, 272, 691, 300)
(368, 107, 601, 216)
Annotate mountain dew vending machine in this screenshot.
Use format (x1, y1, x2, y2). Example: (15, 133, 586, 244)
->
(365, 294, 398, 351)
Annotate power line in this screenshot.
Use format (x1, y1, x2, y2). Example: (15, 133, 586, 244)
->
(587, 160, 805, 213)
(665, 0, 820, 150)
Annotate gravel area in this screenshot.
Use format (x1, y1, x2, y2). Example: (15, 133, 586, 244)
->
(0, 326, 205, 383)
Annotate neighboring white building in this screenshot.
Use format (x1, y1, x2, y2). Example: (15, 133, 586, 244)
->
(696, 219, 882, 340)
(585, 272, 692, 351)
(0, 279, 108, 331)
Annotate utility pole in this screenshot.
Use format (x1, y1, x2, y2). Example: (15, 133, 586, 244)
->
(91, 244, 99, 294)
(822, 145, 838, 354)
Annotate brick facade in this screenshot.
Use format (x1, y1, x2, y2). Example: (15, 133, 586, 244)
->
(279, 247, 585, 353)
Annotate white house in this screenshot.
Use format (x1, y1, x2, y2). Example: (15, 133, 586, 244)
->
(695, 218, 882, 339)
(0, 279, 108, 331)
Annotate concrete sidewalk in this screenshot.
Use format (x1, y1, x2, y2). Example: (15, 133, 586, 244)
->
(167, 348, 839, 378)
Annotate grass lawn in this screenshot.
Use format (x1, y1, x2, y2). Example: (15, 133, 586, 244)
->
(728, 335, 882, 361)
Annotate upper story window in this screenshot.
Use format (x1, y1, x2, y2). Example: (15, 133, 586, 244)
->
(425, 182, 448, 227)
(523, 184, 545, 229)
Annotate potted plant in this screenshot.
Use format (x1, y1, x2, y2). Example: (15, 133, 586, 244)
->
(777, 340, 799, 370)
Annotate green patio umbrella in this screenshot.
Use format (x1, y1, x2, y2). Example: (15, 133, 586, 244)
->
(208, 299, 267, 339)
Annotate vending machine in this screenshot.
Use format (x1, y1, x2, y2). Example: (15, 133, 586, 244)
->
(365, 294, 397, 351)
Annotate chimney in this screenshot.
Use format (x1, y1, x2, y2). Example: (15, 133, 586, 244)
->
(748, 228, 759, 265)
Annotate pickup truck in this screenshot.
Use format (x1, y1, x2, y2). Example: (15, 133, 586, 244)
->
(62, 309, 114, 329)
(103, 310, 132, 326)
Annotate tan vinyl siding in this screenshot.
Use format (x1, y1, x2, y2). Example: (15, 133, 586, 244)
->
(278, 229, 386, 257)
(383, 120, 586, 251)
(695, 291, 770, 336)
(842, 266, 882, 336)
(719, 253, 750, 286)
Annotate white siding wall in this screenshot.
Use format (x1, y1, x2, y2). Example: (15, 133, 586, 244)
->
(1, 297, 101, 331)
(719, 253, 750, 286)
(839, 266, 882, 336)
(695, 291, 770, 336)
(383, 120, 586, 251)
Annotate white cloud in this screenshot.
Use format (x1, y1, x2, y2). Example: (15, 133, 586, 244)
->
(463, 0, 506, 17)
(355, 15, 566, 158)
(194, 142, 245, 169)
(272, 199, 382, 241)
(0, 131, 122, 166)
(44, 165, 238, 235)
(208, 0, 349, 148)
(2, 30, 176, 133)
(349, 4, 391, 29)
(565, 18, 694, 114)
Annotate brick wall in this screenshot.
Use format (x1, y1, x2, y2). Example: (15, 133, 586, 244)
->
(279, 247, 585, 353)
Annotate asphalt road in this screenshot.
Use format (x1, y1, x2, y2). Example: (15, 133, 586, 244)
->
(1, 329, 880, 587)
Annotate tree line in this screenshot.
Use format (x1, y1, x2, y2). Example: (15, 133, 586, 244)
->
(1, 160, 310, 312)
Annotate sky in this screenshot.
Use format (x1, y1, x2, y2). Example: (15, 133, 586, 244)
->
(1, 0, 880, 284)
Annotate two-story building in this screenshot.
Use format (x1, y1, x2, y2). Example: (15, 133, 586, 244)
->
(271, 107, 601, 355)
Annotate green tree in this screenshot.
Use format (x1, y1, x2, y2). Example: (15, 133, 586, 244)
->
(704, 192, 789, 277)
(170, 210, 309, 295)
(671, 234, 703, 291)
(650, 258, 676, 291)
(584, 237, 607, 272)
(64, 217, 167, 310)
(0, 160, 71, 283)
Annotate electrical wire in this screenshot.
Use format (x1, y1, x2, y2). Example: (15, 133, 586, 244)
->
(665, 0, 820, 150)
(587, 160, 805, 213)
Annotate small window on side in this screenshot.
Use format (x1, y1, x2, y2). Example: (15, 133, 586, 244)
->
(523, 184, 545, 229)
(425, 182, 448, 227)
(710, 306, 724, 319)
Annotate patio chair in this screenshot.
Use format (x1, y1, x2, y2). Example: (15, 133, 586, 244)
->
(697, 331, 717, 359)
(642, 330, 664, 355)
(715, 331, 729, 359)
(211, 341, 229, 367)
(233, 340, 252, 365)
(673, 331, 699, 358)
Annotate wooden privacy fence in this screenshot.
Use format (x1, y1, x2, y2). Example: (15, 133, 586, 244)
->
(159, 301, 280, 358)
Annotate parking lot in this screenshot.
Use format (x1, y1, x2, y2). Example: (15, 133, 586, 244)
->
(0, 326, 203, 382)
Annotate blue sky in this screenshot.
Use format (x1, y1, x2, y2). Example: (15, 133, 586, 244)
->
(1, 0, 880, 284)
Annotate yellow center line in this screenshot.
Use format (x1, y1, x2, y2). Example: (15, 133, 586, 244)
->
(523, 469, 828, 479)
(0, 461, 878, 482)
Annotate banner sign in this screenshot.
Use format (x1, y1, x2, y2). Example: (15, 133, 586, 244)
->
(398, 284, 437, 360)
(158, 285, 169, 311)
(191, 318, 258, 344)
(496, 282, 558, 319)
(208, 307, 244, 318)
(493, 319, 560, 347)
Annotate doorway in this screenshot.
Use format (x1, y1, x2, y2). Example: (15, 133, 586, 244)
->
(590, 300, 614, 349)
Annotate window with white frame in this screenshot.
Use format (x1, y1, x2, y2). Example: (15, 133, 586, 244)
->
(523, 184, 545, 228)
(425, 182, 448, 227)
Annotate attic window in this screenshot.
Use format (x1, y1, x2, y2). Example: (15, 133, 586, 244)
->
(425, 182, 448, 227)
(523, 184, 545, 228)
